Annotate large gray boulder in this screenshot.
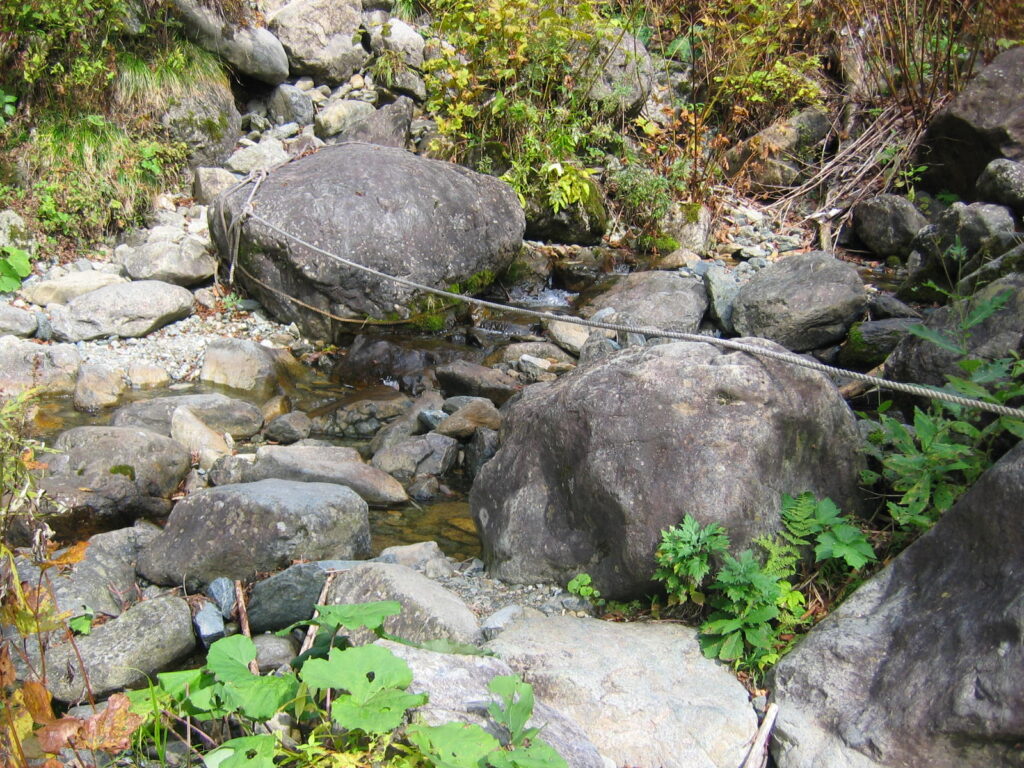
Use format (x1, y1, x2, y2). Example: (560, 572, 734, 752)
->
(921, 46, 1024, 198)
(580, 270, 708, 334)
(49, 281, 194, 341)
(0, 304, 38, 337)
(732, 251, 867, 351)
(268, 0, 369, 84)
(199, 337, 301, 399)
(137, 479, 371, 590)
(112, 393, 264, 438)
(0, 335, 80, 397)
(210, 142, 525, 340)
(486, 616, 757, 768)
(886, 273, 1024, 388)
(49, 426, 191, 499)
(42, 597, 196, 703)
(382, 640, 607, 768)
(582, 30, 654, 117)
(171, 0, 289, 85)
(470, 339, 865, 598)
(769, 440, 1024, 768)
(976, 158, 1024, 214)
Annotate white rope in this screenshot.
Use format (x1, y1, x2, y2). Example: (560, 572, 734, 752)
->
(220, 177, 1024, 420)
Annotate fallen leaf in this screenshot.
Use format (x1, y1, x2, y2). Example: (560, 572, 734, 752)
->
(36, 716, 83, 754)
(22, 681, 55, 724)
(43, 542, 89, 568)
(76, 694, 144, 751)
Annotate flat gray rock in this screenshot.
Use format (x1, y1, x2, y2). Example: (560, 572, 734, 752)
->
(0, 335, 80, 397)
(49, 280, 194, 341)
(581, 270, 708, 335)
(0, 304, 38, 337)
(486, 616, 757, 768)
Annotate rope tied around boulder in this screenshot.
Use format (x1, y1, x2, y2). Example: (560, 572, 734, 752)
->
(219, 170, 1024, 420)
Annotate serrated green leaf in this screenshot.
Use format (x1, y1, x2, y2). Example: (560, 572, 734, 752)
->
(718, 631, 744, 661)
(488, 675, 536, 745)
(489, 740, 569, 768)
(313, 601, 401, 633)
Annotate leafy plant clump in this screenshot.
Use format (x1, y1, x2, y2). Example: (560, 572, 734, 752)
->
(118, 600, 568, 768)
(652, 496, 876, 678)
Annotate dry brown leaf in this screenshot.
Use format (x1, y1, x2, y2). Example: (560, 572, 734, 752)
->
(35, 716, 82, 754)
(43, 541, 89, 568)
(0, 645, 15, 687)
(76, 694, 144, 752)
(22, 681, 55, 725)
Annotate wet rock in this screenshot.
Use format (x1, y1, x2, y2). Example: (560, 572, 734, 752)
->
(21, 271, 127, 306)
(770, 441, 1024, 768)
(0, 304, 37, 337)
(486, 341, 575, 367)
(171, 0, 289, 85)
(486, 616, 756, 768)
(243, 444, 409, 505)
(264, 411, 312, 443)
(435, 360, 521, 405)
(434, 399, 502, 438)
(200, 338, 300, 399)
(210, 143, 525, 338)
(525, 178, 609, 246)
(127, 362, 172, 390)
(34, 475, 167, 541)
(309, 385, 413, 438)
(581, 271, 708, 335)
(331, 335, 468, 389)
(268, 0, 369, 84)
(852, 194, 928, 259)
(382, 640, 607, 768)
(325, 562, 482, 645)
(137, 479, 371, 590)
(49, 426, 191, 499)
(249, 559, 360, 633)
(112, 393, 263, 438)
(49, 281, 194, 342)
(73, 364, 128, 412)
(371, 432, 458, 482)
(471, 339, 865, 598)
(732, 251, 866, 351)
(43, 596, 196, 703)
(867, 294, 921, 320)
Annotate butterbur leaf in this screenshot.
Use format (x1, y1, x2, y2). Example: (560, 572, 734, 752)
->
(206, 634, 258, 683)
(203, 734, 277, 768)
(488, 675, 536, 744)
(312, 601, 401, 633)
(301, 644, 413, 694)
(490, 740, 569, 768)
(221, 673, 298, 722)
(406, 722, 500, 768)
(330, 687, 426, 733)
